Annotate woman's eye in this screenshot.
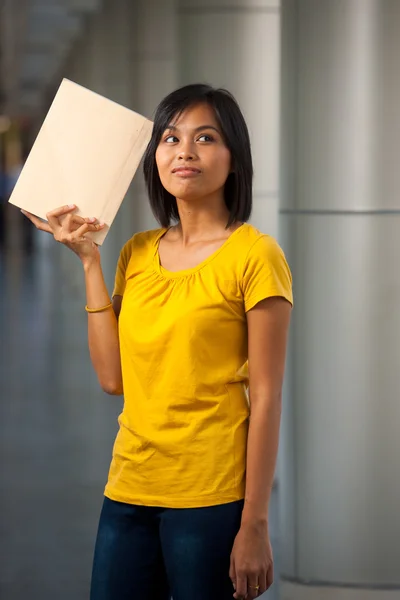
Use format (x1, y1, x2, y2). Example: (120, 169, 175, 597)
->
(198, 134, 214, 142)
(165, 135, 178, 143)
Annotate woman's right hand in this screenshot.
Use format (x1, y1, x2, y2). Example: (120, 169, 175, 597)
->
(21, 204, 105, 266)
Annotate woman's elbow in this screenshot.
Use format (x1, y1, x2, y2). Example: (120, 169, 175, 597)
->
(100, 379, 123, 396)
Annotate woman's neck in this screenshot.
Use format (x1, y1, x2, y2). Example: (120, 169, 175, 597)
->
(174, 196, 231, 244)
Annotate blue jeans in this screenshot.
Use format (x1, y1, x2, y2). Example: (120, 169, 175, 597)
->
(90, 496, 244, 600)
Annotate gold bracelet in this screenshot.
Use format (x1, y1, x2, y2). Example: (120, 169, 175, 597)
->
(85, 302, 113, 314)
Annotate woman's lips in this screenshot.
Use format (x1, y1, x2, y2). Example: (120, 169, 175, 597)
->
(172, 166, 201, 177)
(173, 169, 201, 177)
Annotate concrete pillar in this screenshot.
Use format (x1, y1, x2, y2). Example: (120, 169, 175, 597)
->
(177, 0, 281, 237)
(280, 1, 400, 598)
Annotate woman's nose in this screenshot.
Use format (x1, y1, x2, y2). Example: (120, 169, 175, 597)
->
(179, 155, 193, 163)
(177, 142, 196, 160)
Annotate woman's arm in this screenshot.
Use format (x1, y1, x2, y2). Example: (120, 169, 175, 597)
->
(242, 295, 292, 523)
(21, 204, 124, 396)
(230, 295, 292, 599)
(84, 258, 123, 396)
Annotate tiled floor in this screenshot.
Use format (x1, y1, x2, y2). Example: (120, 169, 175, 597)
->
(0, 233, 281, 600)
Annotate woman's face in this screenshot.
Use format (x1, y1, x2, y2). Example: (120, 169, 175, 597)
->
(155, 103, 232, 202)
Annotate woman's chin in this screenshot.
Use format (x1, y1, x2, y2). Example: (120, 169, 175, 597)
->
(168, 183, 207, 202)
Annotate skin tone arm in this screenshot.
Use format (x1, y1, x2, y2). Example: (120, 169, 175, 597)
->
(21, 204, 123, 395)
(230, 296, 292, 600)
(84, 260, 123, 395)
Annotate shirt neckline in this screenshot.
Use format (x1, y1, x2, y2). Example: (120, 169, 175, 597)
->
(153, 223, 247, 280)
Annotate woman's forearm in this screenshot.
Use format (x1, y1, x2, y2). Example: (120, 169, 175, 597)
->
(84, 259, 123, 395)
(241, 394, 282, 525)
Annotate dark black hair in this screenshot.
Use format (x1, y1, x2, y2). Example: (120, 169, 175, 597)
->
(143, 83, 253, 228)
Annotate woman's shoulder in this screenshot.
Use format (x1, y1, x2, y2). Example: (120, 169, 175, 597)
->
(237, 224, 293, 308)
(120, 227, 165, 256)
(235, 223, 291, 277)
(235, 223, 281, 253)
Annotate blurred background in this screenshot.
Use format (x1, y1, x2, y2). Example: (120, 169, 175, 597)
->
(1, 1, 399, 599)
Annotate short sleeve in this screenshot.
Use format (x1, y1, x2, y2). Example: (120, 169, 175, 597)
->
(112, 236, 135, 297)
(242, 235, 293, 312)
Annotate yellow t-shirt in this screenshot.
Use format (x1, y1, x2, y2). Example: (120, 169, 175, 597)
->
(104, 223, 293, 508)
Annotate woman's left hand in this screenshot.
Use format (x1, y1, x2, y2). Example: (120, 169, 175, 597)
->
(229, 520, 273, 599)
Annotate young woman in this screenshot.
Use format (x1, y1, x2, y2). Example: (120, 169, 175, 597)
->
(22, 84, 293, 600)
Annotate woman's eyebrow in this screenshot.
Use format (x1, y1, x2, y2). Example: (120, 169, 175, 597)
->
(165, 124, 221, 134)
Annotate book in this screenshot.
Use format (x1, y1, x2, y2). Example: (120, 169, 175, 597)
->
(8, 78, 153, 245)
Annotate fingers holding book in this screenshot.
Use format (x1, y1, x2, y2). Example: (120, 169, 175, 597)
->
(21, 204, 105, 260)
